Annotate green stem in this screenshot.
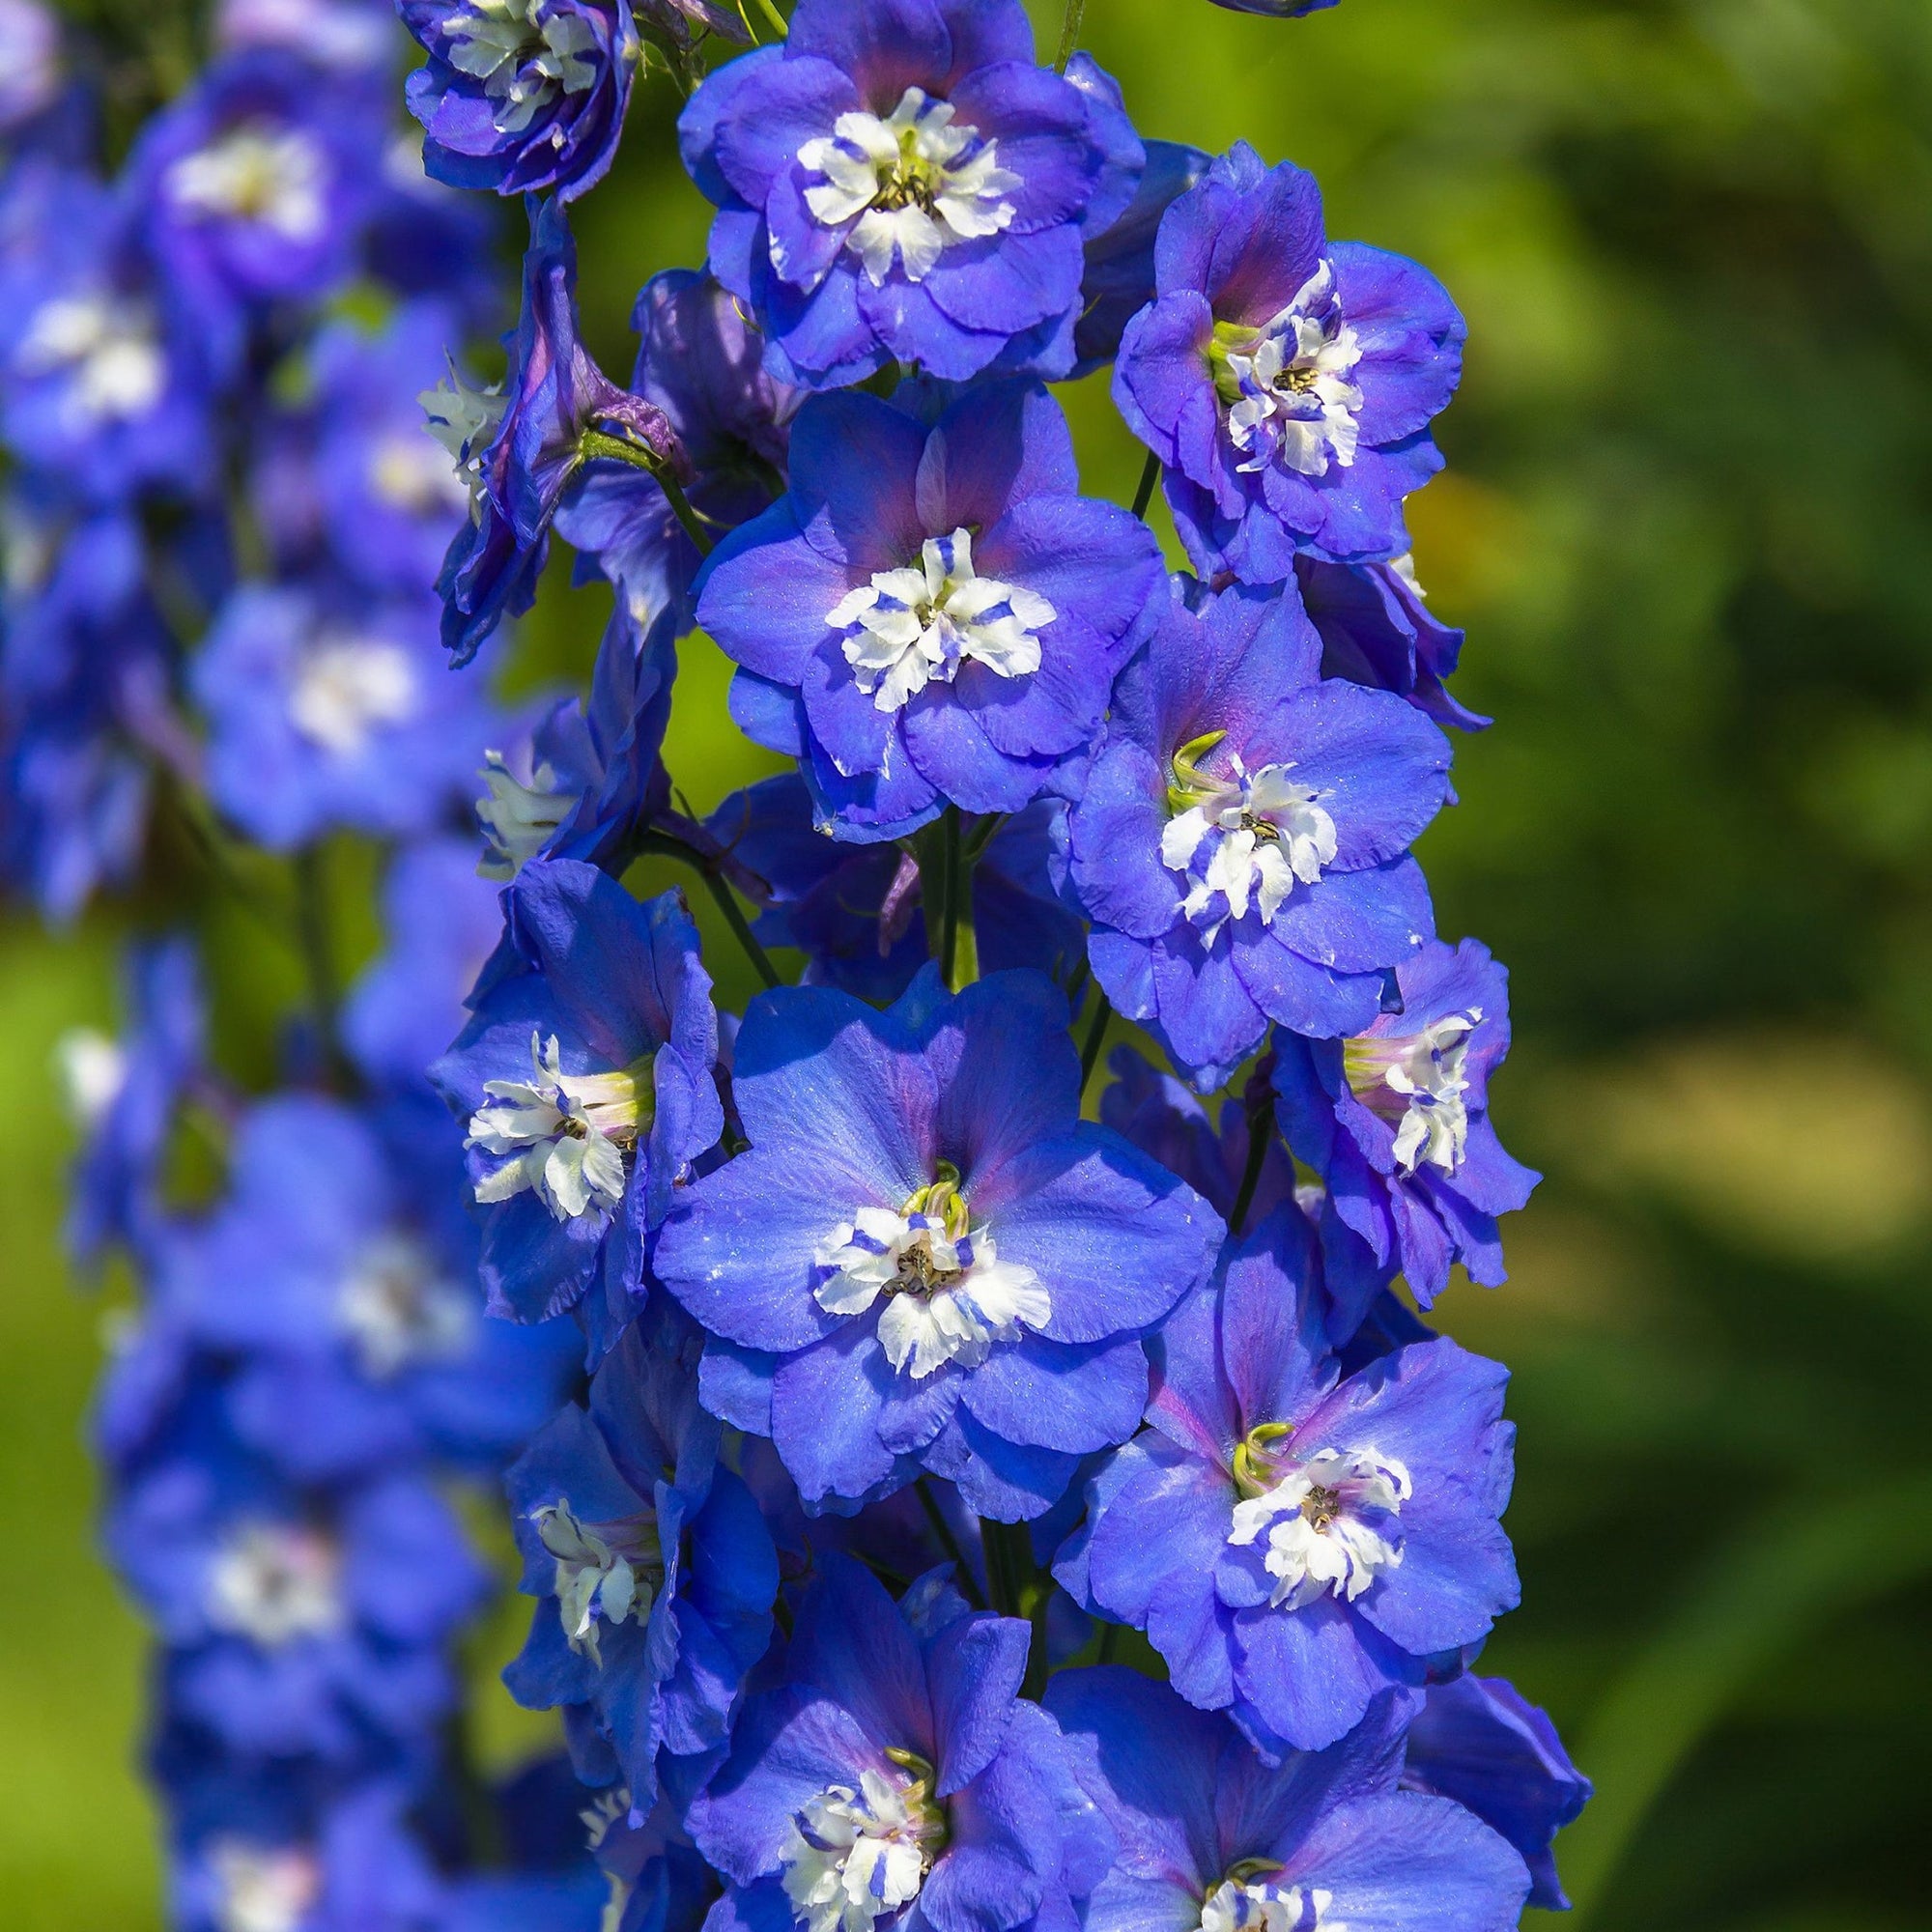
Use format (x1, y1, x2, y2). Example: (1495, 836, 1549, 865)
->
(293, 844, 350, 1085)
(940, 806, 963, 988)
(1078, 990, 1112, 1092)
(1053, 0, 1088, 72)
(1229, 1102, 1272, 1236)
(962, 811, 1006, 866)
(697, 864, 782, 990)
(752, 0, 788, 36)
(1130, 448, 1160, 520)
(638, 829, 783, 989)
(917, 1480, 986, 1609)
(579, 431, 714, 554)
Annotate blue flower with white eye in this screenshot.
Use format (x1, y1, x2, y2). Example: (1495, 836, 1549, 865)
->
(1298, 554, 1487, 731)
(155, 1094, 580, 1479)
(1401, 1675, 1591, 1913)
(696, 382, 1163, 842)
(428, 197, 685, 667)
(679, 0, 1142, 389)
(1046, 1668, 1529, 1932)
(655, 967, 1221, 1520)
(1068, 575, 1450, 1089)
(58, 933, 204, 1269)
(1273, 939, 1539, 1338)
(160, 1749, 446, 1932)
(431, 858, 724, 1338)
(0, 165, 217, 500)
(502, 1304, 778, 1804)
(705, 775, 1085, 1006)
(685, 1554, 1113, 1932)
(129, 49, 384, 341)
(1116, 141, 1463, 576)
(191, 582, 503, 851)
(400, 0, 638, 204)
(106, 1417, 487, 1763)
(554, 267, 798, 638)
(1055, 1208, 1518, 1755)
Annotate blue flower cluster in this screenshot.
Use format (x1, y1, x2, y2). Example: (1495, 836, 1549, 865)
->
(13, 0, 1594, 1927)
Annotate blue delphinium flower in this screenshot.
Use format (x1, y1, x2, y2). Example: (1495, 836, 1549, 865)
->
(427, 196, 685, 666)
(59, 933, 205, 1268)
(1068, 575, 1451, 1087)
(655, 967, 1221, 1520)
(191, 582, 502, 850)
(343, 838, 506, 1097)
(292, 301, 475, 596)
(685, 1553, 1113, 1932)
(583, 1785, 719, 1932)
(1046, 1667, 1531, 1932)
(130, 49, 384, 342)
(107, 1418, 487, 1762)
(155, 1094, 579, 1479)
(0, 166, 216, 499)
(432, 858, 723, 1333)
(1055, 1208, 1518, 1753)
(502, 1303, 778, 1803)
(0, 0, 62, 142)
(0, 501, 187, 921)
(213, 0, 399, 75)
(705, 775, 1084, 1004)
(678, 0, 1143, 388)
(401, 0, 639, 203)
(164, 1763, 447, 1932)
(1402, 1674, 1592, 1912)
(1273, 938, 1539, 1336)
(555, 268, 798, 638)
(1299, 554, 1488, 731)
(696, 383, 1163, 841)
(1115, 141, 1463, 575)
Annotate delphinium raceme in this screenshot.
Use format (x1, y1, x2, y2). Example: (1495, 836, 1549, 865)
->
(10, 0, 1595, 1926)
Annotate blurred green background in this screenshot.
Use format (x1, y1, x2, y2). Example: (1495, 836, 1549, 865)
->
(9, 0, 1932, 1923)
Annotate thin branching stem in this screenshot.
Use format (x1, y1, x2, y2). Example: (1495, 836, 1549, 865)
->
(1054, 0, 1088, 73)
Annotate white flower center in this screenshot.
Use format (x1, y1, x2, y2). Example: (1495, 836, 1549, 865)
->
(16, 294, 166, 424)
(206, 1522, 345, 1645)
(208, 1839, 324, 1932)
(1161, 742, 1337, 941)
(827, 527, 1054, 716)
(1342, 1009, 1482, 1175)
(781, 1763, 948, 1932)
(794, 86, 1020, 287)
(476, 750, 581, 880)
(369, 429, 471, 519)
(1227, 1445, 1410, 1612)
(288, 632, 420, 756)
(1201, 1876, 1349, 1932)
(54, 1027, 128, 1131)
(814, 1173, 1049, 1380)
(420, 371, 508, 516)
(440, 0, 598, 137)
(166, 122, 329, 242)
(532, 1497, 662, 1665)
(1219, 262, 1363, 479)
(467, 1031, 650, 1223)
(335, 1231, 473, 1378)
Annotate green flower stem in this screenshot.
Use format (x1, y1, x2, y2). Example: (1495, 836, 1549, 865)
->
(637, 828, 783, 990)
(1131, 447, 1161, 520)
(917, 1480, 987, 1609)
(578, 430, 714, 555)
(1078, 989, 1113, 1092)
(1055, 0, 1088, 73)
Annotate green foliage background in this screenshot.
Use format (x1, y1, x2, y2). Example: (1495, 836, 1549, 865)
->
(7, 0, 1930, 1923)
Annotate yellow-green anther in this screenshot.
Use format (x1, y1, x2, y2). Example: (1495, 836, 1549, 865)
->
(902, 1158, 970, 1240)
(1205, 320, 1264, 410)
